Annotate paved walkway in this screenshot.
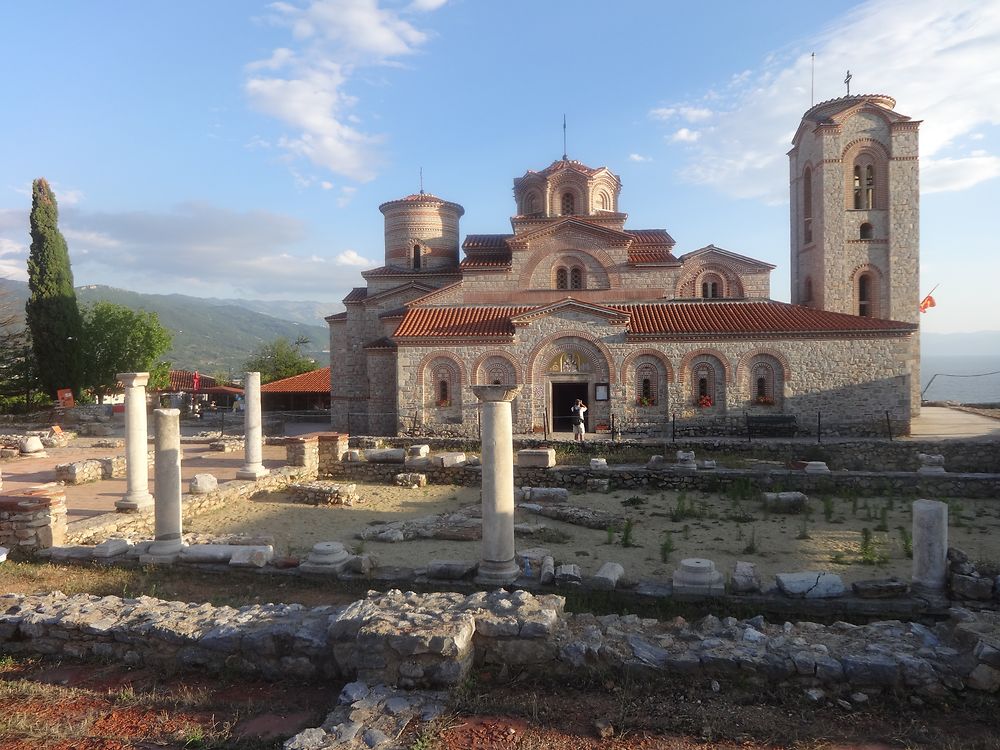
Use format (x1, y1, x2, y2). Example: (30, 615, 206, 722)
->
(1, 442, 287, 524)
(907, 405, 1000, 439)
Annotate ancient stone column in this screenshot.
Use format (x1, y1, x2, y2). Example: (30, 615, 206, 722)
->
(115, 372, 153, 511)
(237, 371, 269, 480)
(145, 408, 183, 561)
(472, 385, 521, 586)
(912, 499, 948, 595)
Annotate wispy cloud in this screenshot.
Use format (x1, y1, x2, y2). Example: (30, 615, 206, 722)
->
(628, 153, 651, 163)
(334, 248, 371, 266)
(246, 0, 447, 183)
(651, 0, 1000, 202)
(670, 128, 700, 144)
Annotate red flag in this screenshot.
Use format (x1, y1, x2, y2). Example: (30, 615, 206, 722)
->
(192, 371, 201, 391)
(919, 294, 936, 314)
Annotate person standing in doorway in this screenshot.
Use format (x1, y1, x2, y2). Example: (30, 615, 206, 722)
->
(570, 398, 587, 442)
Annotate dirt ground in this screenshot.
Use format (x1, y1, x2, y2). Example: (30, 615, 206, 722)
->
(184, 480, 1000, 586)
(3, 655, 998, 750)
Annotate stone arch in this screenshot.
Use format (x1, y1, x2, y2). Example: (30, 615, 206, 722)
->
(850, 262, 886, 318)
(675, 264, 744, 299)
(472, 351, 523, 385)
(678, 348, 733, 384)
(842, 138, 889, 210)
(619, 349, 674, 385)
(520, 246, 619, 290)
(735, 348, 793, 383)
(525, 331, 615, 385)
(414, 350, 468, 387)
(687, 352, 728, 411)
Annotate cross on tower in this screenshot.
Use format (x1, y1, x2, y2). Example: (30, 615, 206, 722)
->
(844, 70, 852, 96)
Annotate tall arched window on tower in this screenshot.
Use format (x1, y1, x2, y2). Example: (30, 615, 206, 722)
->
(561, 192, 575, 216)
(865, 165, 875, 209)
(853, 166, 863, 209)
(858, 273, 873, 317)
(412, 244, 422, 270)
(524, 192, 538, 215)
(803, 167, 813, 244)
(555, 268, 568, 290)
(570, 267, 583, 290)
(860, 222, 873, 240)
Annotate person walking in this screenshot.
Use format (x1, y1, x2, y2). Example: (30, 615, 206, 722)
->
(570, 398, 587, 442)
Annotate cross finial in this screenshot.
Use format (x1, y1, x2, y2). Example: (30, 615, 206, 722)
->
(844, 69, 852, 96)
(562, 114, 567, 160)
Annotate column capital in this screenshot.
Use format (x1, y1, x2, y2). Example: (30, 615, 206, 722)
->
(117, 372, 150, 388)
(472, 385, 521, 403)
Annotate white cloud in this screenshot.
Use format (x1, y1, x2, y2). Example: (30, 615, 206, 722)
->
(649, 105, 713, 123)
(408, 0, 448, 11)
(320, 180, 335, 190)
(334, 248, 371, 266)
(923, 155, 1000, 193)
(652, 0, 1000, 202)
(628, 153, 651, 163)
(670, 128, 700, 143)
(247, 0, 445, 183)
(337, 185, 357, 207)
(62, 228, 121, 248)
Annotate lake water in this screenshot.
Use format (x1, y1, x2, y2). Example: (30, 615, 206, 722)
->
(920, 355, 1000, 403)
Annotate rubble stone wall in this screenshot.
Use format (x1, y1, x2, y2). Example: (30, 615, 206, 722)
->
(0, 489, 67, 557)
(2, 589, 998, 698)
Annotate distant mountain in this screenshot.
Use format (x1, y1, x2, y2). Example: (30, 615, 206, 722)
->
(921, 330, 1000, 357)
(0, 279, 330, 373)
(207, 298, 338, 328)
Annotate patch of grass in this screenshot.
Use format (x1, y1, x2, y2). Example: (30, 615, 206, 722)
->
(659, 532, 675, 562)
(875, 506, 889, 532)
(526, 527, 572, 545)
(669, 493, 703, 522)
(620, 517, 638, 548)
(741, 526, 758, 555)
(858, 528, 888, 566)
(621, 495, 646, 508)
(897, 526, 913, 559)
(822, 496, 834, 523)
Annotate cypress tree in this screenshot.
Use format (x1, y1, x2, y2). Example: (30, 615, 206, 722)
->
(25, 178, 84, 398)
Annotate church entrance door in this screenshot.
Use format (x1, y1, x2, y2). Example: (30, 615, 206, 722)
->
(550, 382, 589, 433)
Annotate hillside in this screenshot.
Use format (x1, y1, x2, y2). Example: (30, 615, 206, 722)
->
(0, 279, 329, 373)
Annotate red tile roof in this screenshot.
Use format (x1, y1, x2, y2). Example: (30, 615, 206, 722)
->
(364, 337, 397, 350)
(627, 229, 676, 247)
(362, 265, 462, 278)
(460, 253, 511, 269)
(168, 370, 220, 391)
(378, 193, 465, 216)
(463, 234, 512, 251)
(260, 367, 331, 393)
(343, 287, 368, 303)
(326, 311, 348, 322)
(521, 159, 605, 178)
(393, 301, 915, 340)
(395, 306, 533, 339)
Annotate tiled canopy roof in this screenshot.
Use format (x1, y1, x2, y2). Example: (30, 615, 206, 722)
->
(168, 370, 219, 391)
(343, 287, 368, 303)
(394, 300, 915, 340)
(460, 253, 512, 269)
(260, 368, 331, 394)
(395, 306, 533, 339)
(463, 234, 512, 251)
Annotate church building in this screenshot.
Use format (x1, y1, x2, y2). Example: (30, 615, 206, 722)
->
(328, 94, 920, 436)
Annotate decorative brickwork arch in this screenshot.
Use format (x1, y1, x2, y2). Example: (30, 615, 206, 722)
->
(735, 348, 793, 384)
(525, 331, 615, 385)
(842, 139, 889, 210)
(687, 352, 727, 411)
(414, 351, 468, 388)
(472, 352, 522, 385)
(675, 264, 744, 299)
(521, 247, 618, 290)
(619, 349, 674, 386)
(677, 348, 733, 384)
(850, 263, 885, 318)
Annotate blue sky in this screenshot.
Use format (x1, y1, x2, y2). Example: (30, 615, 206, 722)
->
(1, 0, 998, 334)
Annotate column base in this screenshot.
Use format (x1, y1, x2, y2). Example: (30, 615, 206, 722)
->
(475, 557, 520, 587)
(115, 493, 153, 512)
(910, 582, 949, 606)
(236, 465, 270, 480)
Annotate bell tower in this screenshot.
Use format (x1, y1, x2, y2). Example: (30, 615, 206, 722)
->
(789, 93, 921, 409)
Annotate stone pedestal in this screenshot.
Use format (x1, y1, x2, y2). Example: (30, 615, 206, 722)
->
(472, 385, 521, 587)
(299, 541, 350, 574)
(804, 461, 831, 474)
(143, 409, 183, 562)
(917, 453, 946, 475)
(675, 450, 697, 471)
(116, 372, 153, 511)
(672, 557, 724, 595)
(237, 372, 269, 480)
(912, 499, 948, 596)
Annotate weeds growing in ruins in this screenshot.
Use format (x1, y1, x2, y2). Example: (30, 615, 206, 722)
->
(669, 493, 703, 522)
(741, 526, 758, 555)
(659, 532, 675, 562)
(822, 496, 834, 522)
(621, 495, 646, 508)
(620, 517, 637, 548)
(897, 526, 913, 558)
(859, 528, 888, 566)
(875, 506, 889, 532)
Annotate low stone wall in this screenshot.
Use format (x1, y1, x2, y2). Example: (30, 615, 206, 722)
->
(54, 452, 152, 485)
(288, 481, 359, 506)
(65, 465, 315, 546)
(324, 461, 1000, 499)
(355, 436, 1000, 474)
(2, 589, 998, 699)
(0, 488, 67, 557)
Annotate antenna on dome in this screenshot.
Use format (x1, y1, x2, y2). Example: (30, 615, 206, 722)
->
(562, 114, 567, 160)
(419, 167, 424, 195)
(844, 69, 852, 96)
(811, 52, 815, 106)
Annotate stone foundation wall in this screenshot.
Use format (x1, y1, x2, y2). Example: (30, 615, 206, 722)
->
(2, 589, 998, 698)
(353, 436, 1000, 474)
(54, 452, 152, 485)
(323, 461, 1000, 499)
(0, 489, 67, 557)
(65, 465, 315, 546)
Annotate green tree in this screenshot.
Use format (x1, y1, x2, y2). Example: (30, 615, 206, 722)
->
(25, 178, 84, 398)
(81, 301, 172, 403)
(243, 336, 316, 384)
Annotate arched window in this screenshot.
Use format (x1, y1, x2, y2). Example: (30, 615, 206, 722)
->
(570, 267, 583, 290)
(865, 165, 875, 209)
(700, 273, 723, 299)
(635, 362, 658, 406)
(853, 166, 862, 209)
(524, 192, 538, 215)
(597, 191, 610, 211)
(428, 358, 460, 411)
(693, 362, 716, 408)
(756, 376, 767, 399)
(561, 192, 575, 216)
(555, 268, 568, 290)
(860, 222, 873, 240)
(412, 244, 422, 270)
(858, 273, 872, 317)
(803, 167, 813, 218)
(438, 378, 448, 404)
(751, 362, 775, 405)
